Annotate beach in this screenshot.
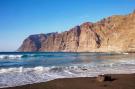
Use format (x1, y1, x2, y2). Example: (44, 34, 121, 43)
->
(0, 0, 135, 89)
(0, 52, 135, 88)
(2, 73, 135, 89)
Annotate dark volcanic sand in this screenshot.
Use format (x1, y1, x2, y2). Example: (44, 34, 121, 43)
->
(2, 74, 135, 89)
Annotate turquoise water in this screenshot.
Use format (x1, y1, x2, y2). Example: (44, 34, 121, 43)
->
(0, 52, 123, 68)
(0, 52, 135, 88)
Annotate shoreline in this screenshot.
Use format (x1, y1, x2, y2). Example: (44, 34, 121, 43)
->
(0, 51, 134, 53)
(2, 73, 135, 89)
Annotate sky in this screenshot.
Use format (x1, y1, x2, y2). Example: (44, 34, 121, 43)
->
(0, 0, 135, 51)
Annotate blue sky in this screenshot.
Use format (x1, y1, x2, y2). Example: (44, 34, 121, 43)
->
(0, 0, 135, 51)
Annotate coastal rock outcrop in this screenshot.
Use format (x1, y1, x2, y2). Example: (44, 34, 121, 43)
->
(18, 11, 135, 52)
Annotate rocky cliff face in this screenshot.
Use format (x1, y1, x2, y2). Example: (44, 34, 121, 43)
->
(18, 11, 135, 52)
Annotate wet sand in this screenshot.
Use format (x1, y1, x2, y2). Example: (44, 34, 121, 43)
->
(2, 74, 135, 89)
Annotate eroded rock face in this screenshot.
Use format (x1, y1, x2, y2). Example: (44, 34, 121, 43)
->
(18, 11, 135, 52)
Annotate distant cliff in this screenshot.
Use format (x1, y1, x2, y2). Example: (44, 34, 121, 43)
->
(18, 11, 135, 52)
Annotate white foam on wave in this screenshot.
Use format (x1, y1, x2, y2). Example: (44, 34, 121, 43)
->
(0, 58, 135, 88)
(123, 53, 129, 55)
(0, 55, 22, 59)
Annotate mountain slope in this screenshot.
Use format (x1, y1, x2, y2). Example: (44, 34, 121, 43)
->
(18, 11, 135, 52)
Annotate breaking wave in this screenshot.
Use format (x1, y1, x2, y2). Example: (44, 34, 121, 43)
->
(0, 55, 23, 59)
(0, 54, 52, 59)
(0, 52, 134, 88)
(0, 59, 135, 88)
(0, 52, 129, 60)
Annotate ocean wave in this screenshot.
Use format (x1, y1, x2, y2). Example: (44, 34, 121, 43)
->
(0, 52, 134, 88)
(0, 55, 23, 59)
(0, 54, 52, 59)
(0, 52, 128, 60)
(0, 62, 135, 88)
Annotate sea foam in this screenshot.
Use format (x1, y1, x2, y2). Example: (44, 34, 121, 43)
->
(0, 59, 135, 88)
(0, 52, 135, 88)
(0, 55, 22, 59)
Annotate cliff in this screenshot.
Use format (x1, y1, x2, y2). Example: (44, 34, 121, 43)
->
(18, 11, 135, 52)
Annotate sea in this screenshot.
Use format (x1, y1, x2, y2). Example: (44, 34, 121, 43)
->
(0, 52, 135, 88)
